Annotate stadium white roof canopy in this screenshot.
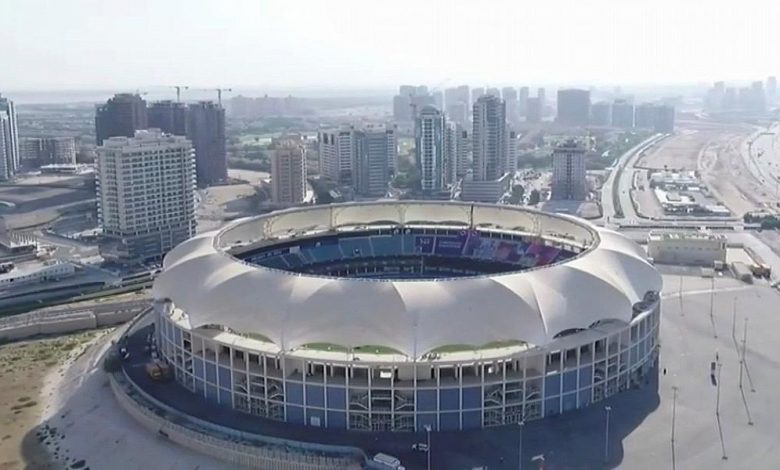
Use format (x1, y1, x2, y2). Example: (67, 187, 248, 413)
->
(153, 202, 662, 359)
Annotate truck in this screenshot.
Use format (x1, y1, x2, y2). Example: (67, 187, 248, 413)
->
(145, 361, 171, 381)
(750, 262, 771, 279)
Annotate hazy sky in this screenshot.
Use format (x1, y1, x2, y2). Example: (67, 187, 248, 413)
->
(2, 0, 780, 91)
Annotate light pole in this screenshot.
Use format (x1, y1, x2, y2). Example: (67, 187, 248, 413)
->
(424, 425, 432, 470)
(671, 386, 679, 470)
(739, 323, 745, 391)
(518, 421, 525, 470)
(678, 275, 684, 316)
(742, 317, 754, 393)
(716, 361, 722, 417)
(604, 406, 612, 463)
(709, 277, 717, 339)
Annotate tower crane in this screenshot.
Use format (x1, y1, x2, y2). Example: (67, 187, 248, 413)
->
(170, 85, 189, 102)
(193, 88, 233, 106)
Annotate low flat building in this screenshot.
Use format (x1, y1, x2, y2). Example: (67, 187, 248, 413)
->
(40, 163, 93, 175)
(649, 170, 700, 190)
(460, 173, 512, 203)
(0, 260, 76, 290)
(647, 231, 727, 266)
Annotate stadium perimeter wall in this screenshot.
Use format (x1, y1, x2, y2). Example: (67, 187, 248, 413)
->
(0, 308, 139, 342)
(109, 370, 364, 470)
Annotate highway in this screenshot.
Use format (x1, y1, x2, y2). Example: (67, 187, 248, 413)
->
(743, 125, 780, 205)
(600, 134, 666, 226)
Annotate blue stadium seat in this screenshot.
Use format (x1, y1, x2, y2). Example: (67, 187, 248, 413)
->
(307, 244, 343, 263)
(339, 237, 372, 257)
(261, 257, 289, 270)
(400, 234, 416, 255)
(281, 253, 303, 268)
(370, 236, 402, 256)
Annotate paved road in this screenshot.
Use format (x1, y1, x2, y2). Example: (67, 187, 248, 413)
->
(36, 230, 99, 261)
(601, 134, 666, 226)
(113, 276, 780, 469)
(744, 125, 780, 204)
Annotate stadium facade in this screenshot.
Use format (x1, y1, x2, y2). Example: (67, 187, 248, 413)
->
(152, 202, 662, 432)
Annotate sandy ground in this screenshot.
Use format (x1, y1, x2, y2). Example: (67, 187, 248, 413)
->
(30, 327, 229, 470)
(636, 128, 705, 171)
(228, 169, 270, 185)
(0, 329, 110, 470)
(633, 121, 764, 218)
(197, 169, 272, 233)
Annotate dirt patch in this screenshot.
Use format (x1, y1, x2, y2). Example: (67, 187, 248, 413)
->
(0, 330, 107, 470)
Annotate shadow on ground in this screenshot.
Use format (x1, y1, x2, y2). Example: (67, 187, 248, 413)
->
(23, 321, 660, 470)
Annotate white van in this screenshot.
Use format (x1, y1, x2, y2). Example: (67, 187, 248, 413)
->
(372, 453, 403, 469)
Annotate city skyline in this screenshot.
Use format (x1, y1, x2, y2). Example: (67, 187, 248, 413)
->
(2, 0, 780, 91)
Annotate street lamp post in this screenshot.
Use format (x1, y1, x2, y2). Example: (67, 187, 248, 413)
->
(716, 361, 722, 417)
(679, 275, 684, 316)
(518, 421, 525, 470)
(671, 386, 679, 470)
(424, 425, 432, 470)
(604, 406, 612, 463)
(709, 277, 717, 338)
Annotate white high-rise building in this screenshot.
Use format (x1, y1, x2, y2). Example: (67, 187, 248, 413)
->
(503, 130, 519, 175)
(462, 96, 508, 202)
(443, 122, 458, 186)
(502, 87, 519, 125)
(337, 128, 356, 184)
(455, 126, 471, 179)
(415, 106, 446, 193)
(0, 95, 20, 180)
(317, 130, 340, 181)
(471, 95, 506, 182)
(551, 140, 587, 201)
(355, 125, 395, 197)
(271, 137, 307, 205)
(443, 121, 472, 186)
(386, 124, 398, 174)
(518, 87, 530, 116)
(96, 130, 196, 263)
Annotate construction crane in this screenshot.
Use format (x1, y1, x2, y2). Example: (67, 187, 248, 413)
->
(214, 87, 232, 106)
(170, 85, 189, 102)
(193, 88, 232, 106)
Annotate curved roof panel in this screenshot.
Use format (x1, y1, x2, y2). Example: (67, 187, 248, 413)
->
(153, 202, 661, 359)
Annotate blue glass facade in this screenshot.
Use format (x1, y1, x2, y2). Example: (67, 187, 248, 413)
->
(158, 303, 660, 432)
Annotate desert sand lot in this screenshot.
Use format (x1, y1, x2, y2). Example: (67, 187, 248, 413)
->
(0, 329, 110, 470)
